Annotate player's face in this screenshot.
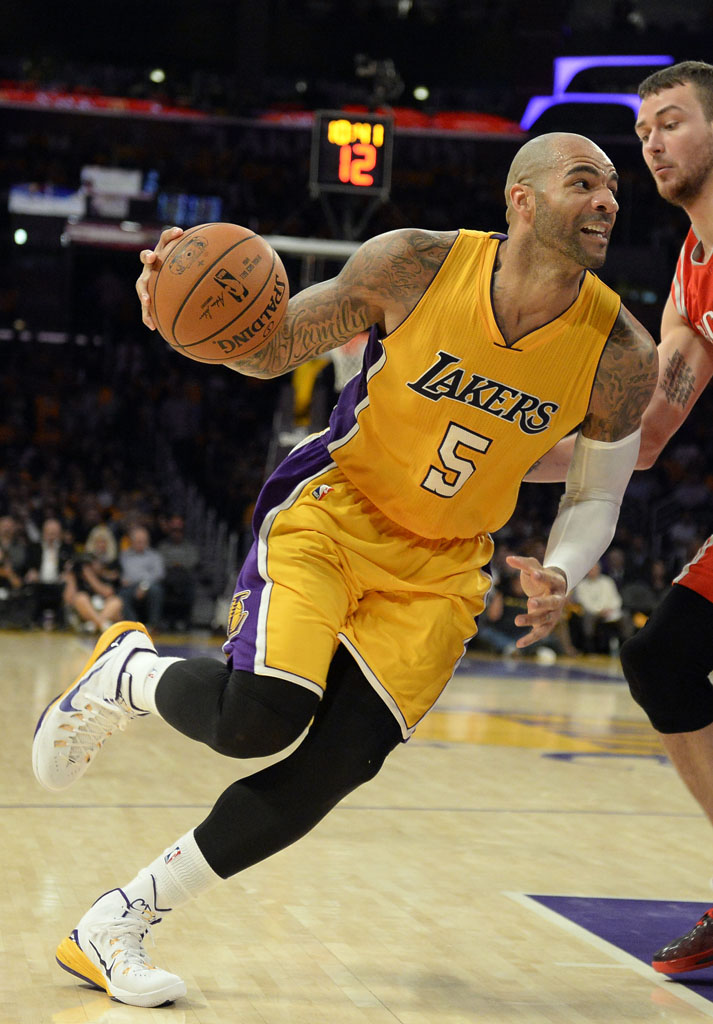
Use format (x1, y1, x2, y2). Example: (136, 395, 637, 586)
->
(636, 82, 713, 206)
(533, 151, 619, 270)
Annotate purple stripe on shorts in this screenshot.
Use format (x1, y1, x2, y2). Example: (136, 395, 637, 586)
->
(250, 433, 335, 539)
(223, 434, 335, 668)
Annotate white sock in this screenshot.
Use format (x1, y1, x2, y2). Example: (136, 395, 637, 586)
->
(124, 653, 184, 715)
(124, 830, 221, 913)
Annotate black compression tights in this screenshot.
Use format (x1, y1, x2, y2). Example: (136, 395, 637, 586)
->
(155, 645, 402, 878)
(155, 656, 320, 759)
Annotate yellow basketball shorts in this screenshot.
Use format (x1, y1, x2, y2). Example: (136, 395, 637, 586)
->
(223, 436, 493, 737)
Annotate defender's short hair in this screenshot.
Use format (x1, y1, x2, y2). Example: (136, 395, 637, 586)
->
(639, 61, 713, 121)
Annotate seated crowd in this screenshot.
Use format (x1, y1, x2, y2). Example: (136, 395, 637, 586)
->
(0, 510, 200, 634)
(0, 488, 699, 658)
(2, 331, 713, 650)
(475, 538, 677, 662)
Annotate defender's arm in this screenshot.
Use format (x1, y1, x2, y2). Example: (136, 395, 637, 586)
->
(637, 293, 713, 467)
(526, 294, 713, 481)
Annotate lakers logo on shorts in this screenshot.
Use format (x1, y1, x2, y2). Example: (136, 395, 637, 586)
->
(227, 590, 251, 639)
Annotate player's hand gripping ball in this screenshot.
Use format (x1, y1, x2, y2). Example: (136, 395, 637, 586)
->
(147, 223, 289, 364)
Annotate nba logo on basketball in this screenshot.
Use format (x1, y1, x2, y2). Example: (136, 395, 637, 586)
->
(213, 268, 249, 303)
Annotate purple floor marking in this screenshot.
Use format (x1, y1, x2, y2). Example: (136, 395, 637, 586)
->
(530, 895, 713, 998)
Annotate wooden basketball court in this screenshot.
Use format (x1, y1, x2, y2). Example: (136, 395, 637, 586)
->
(4, 629, 713, 1022)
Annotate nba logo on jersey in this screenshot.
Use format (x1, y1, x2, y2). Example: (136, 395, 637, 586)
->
(164, 845, 182, 865)
(312, 484, 334, 500)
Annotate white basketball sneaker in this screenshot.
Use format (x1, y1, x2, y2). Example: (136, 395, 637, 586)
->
(56, 880, 186, 1007)
(32, 621, 156, 792)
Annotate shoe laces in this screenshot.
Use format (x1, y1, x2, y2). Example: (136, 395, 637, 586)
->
(100, 909, 158, 974)
(58, 696, 130, 765)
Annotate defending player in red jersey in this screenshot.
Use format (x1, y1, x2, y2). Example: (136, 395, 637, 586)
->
(628, 60, 713, 975)
(528, 61, 713, 974)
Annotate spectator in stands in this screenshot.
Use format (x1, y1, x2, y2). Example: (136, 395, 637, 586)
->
(0, 544, 21, 592)
(570, 561, 624, 654)
(623, 532, 651, 584)
(668, 510, 702, 565)
(64, 553, 123, 634)
(476, 572, 566, 662)
(649, 557, 672, 606)
(474, 585, 518, 656)
(119, 525, 165, 629)
(0, 520, 25, 625)
(85, 524, 119, 567)
(0, 514, 27, 577)
(157, 515, 200, 630)
(604, 546, 627, 590)
(23, 516, 73, 628)
(621, 558, 672, 637)
(63, 525, 123, 633)
(487, 542, 514, 587)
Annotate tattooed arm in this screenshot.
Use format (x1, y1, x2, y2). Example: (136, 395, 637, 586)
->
(580, 303, 658, 442)
(136, 226, 456, 378)
(525, 304, 658, 481)
(636, 294, 713, 467)
(224, 228, 458, 378)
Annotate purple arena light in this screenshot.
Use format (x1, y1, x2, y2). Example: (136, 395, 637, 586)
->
(520, 55, 674, 131)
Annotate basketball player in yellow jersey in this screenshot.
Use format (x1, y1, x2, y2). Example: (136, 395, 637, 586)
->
(31, 133, 657, 1009)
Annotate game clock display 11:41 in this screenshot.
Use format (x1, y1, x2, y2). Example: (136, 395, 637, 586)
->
(310, 110, 394, 198)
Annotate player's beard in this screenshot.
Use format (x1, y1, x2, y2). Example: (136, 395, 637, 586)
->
(533, 197, 608, 270)
(657, 134, 713, 206)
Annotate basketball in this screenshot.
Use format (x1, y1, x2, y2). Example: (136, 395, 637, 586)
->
(148, 222, 289, 364)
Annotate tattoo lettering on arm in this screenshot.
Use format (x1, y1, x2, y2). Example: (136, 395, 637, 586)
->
(232, 289, 372, 378)
(225, 228, 457, 378)
(581, 305, 659, 441)
(661, 350, 696, 407)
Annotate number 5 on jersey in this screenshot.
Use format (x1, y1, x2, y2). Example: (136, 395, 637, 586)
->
(422, 422, 492, 497)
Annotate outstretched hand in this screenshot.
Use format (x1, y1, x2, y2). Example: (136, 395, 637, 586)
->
(135, 226, 184, 330)
(504, 555, 568, 648)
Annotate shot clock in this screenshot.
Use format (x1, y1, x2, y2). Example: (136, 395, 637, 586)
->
(310, 110, 394, 198)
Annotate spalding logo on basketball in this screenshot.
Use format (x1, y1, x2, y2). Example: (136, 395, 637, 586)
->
(149, 222, 290, 364)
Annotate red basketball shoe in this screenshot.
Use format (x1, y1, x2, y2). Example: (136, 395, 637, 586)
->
(652, 908, 713, 973)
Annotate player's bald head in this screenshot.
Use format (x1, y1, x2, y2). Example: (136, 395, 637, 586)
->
(504, 133, 612, 221)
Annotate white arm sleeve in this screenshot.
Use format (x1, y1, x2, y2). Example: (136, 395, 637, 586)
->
(543, 428, 641, 593)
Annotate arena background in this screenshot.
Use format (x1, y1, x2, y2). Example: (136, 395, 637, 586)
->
(0, 0, 710, 623)
(10, 5, 713, 1023)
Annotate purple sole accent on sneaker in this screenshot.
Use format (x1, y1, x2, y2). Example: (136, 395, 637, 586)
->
(55, 955, 104, 991)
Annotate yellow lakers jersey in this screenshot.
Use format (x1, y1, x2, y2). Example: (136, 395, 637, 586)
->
(324, 229, 620, 540)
